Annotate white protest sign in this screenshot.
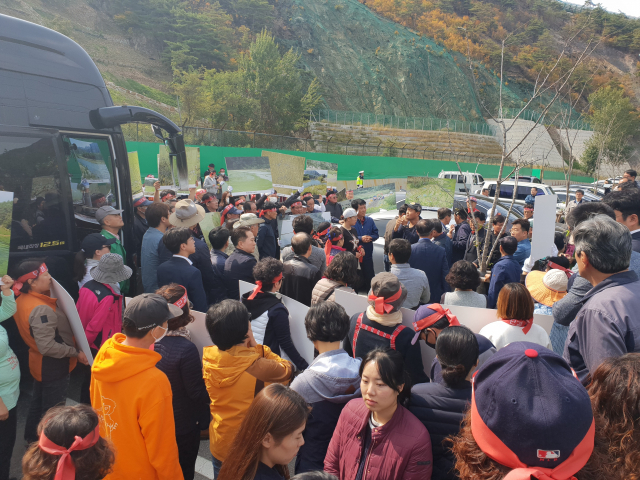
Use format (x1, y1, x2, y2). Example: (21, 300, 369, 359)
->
(530, 194, 558, 262)
(240, 280, 314, 365)
(51, 279, 94, 365)
(333, 290, 554, 376)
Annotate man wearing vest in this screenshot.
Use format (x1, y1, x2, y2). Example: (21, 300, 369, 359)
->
(356, 170, 364, 189)
(343, 273, 428, 385)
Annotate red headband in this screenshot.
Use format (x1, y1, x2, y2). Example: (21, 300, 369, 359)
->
(259, 207, 277, 218)
(38, 425, 101, 480)
(314, 227, 330, 240)
(470, 382, 594, 480)
(368, 288, 403, 314)
(324, 232, 344, 258)
(501, 318, 533, 334)
(413, 304, 459, 332)
(235, 198, 245, 206)
(174, 286, 188, 309)
(247, 273, 283, 300)
(221, 204, 234, 224)
(548, 261, 573, 279)
(13, 263, 48, 296)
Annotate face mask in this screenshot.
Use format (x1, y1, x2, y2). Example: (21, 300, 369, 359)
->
(152, 325, 168, 343)
(425, 329, 436, 349)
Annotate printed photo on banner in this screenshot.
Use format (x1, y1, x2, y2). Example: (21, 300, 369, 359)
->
(264, 151, 305, 195)
(158, 146, 199, 190)
(406, 176, 456, 209)
(306, 159, 338, 182)
(200, 212, 222, 249)
(185, 147, 201, 188)
(0, 191, 13, 276)
(303, 168, 328, 195)
(225, 156, 273, 195)
(338, 182, 396, 214)
(127, 151, 143, 196)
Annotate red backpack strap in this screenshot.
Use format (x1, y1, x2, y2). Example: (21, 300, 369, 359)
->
(389, 325, 407, 351)
(352, 313, 364, 358)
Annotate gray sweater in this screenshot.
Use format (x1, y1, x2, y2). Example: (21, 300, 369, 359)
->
(441, 290, 487, 308)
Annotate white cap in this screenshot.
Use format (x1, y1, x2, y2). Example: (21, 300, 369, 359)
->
(343, 208, 357, 219)
(359, 171, 364, 174)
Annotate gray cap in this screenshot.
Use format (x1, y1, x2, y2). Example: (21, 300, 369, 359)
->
(343, 208, 357, 219)
(368, 272, 407, 314)
(124, 293, 183, 331)
(95, 206, 123, 224)
(90, 253, 132, 285)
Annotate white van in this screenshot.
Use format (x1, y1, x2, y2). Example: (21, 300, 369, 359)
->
(438, 171, 484, 194)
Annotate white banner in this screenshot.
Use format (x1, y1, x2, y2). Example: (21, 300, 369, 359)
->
(333, 289, 554, 375)
(51, 279, 94, 365)
(531, 194, 558, 262)
(240, 280, 314, 365)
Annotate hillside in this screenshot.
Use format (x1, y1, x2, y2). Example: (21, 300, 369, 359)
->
(1, 0, 638, 124)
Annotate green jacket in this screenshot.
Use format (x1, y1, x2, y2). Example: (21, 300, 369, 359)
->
(101, 229, 130, 294)
(0, 291, 20, 410)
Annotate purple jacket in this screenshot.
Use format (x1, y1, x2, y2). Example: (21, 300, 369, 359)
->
(564, 271, 640, 385)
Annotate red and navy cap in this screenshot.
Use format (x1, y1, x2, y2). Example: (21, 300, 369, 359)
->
(471, 342, 594, 479)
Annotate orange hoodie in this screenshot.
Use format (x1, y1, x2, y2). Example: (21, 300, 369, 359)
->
(203, 343, 293, 462)
(90, 333, 183, 480)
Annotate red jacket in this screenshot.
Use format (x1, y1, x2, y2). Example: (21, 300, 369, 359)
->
(325, 398, 433, 480)
(76, 280, 122, 350)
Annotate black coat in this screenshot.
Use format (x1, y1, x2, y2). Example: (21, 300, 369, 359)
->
(295, 400, 346, 474)
(451, 222, 472, 263)
(157, 256, 209, 313)
(408, 382, 472, 480)
(224, 249, 257, 300)
(344, 311, 429, 386)
(325, 201, 343, 222)
(281, 255, 322, 307)
(463, 227, 486, 265)
(155, 336, 211, 436)
(241, 291, 308, 370)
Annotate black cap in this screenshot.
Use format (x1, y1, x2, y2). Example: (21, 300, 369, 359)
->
(124, 294, 184, 331)
(406, 203, 422, 213)
(81, 233, 116, 255)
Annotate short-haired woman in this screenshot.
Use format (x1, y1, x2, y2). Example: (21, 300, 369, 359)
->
(578, 353, 640, 480)
(311, 252, 357, 304)
(409, 326, 479, 480)
(441, 261, 486, 308)
(479, 283, 551, 350)
(203, 300, 293, 478)
(21, 404, 115, 480)
(13, 260, 88, 443)
(219, 384, 310, 480)
(242, 258, 308, 371)
(155, 283, 211, 480)
(291, 302, 361, 473)
(325, 348, 433, 480)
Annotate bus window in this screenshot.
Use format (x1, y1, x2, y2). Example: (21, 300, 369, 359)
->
(62, 135, 118, 232)
(0, 134, 71, 257)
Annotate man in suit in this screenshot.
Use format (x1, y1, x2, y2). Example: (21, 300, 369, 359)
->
(448, 208, 471, 264)
(281, 233, 322, 307)
(157, 227, 209, 312)
(224, 226, 258, 300)
(603, 188, 640, 253)
(431, 221, 453, 268)
(485, 236, 522, 309)
(409, 219, 450, 303)
(464, 211, 487, 267)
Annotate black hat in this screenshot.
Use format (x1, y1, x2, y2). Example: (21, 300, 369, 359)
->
(81, 233, 116, 255)
(406, 203, 422, 213)
(124, 293, 183, 331)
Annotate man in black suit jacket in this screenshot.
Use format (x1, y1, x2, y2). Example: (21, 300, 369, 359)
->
(225, 225, 258, 300)
(157, 227, 209, 312)
(281, 233, 322, 307)
(603, 189, 640, 253)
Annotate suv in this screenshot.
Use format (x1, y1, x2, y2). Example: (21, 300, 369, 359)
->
(480, 181, 559, 206)
(508, 175, 541, 183)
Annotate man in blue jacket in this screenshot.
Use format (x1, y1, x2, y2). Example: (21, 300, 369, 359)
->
(409, 219, 450, 303)
(486, 236, 521, 309)
(510, 219, 531, 269)
(256, 201, 278, 259)
(431, 221, 453, 268)
(448, 208, 471, 263)
(157, 227, 209, 312)
(352, 198, 379, 291)
(224, 226, 258, 300)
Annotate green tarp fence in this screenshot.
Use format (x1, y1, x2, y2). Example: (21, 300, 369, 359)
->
(125, 141, 594, 184)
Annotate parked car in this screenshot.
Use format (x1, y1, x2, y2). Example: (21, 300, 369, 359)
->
(438, 170, 485, 194)
(479, 181, 564, 211)
(508, 175, 541, 183)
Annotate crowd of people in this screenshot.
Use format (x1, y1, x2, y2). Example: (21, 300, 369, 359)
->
(1, 164, 640, 480)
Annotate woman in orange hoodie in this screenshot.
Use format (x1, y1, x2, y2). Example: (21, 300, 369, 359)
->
(90, 293, 185, 480)
(13, 260, 88, 444)
(203, 299, 294, 479)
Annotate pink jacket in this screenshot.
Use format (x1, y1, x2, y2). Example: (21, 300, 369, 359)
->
(325, 398, 433, 480)
(76, 281, 123, 350)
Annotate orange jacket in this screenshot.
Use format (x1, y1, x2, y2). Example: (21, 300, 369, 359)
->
(14, 291, 77, 382)
(91, 333, 183, 480)
(203, 343, 292, 461)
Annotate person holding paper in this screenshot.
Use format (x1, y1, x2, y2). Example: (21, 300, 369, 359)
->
(13, 260, 88, 443)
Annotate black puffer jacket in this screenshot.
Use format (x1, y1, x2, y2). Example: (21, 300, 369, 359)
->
(408, 382, 472, 480)
(281, 255, 322, 307)
(241, 291, 308, 370)
(155, 335, 211, 436)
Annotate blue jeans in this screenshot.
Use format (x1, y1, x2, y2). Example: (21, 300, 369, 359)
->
(212, 456, 222, 479)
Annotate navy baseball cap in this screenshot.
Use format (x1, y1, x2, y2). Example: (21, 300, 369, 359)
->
(471, 342, 594, 477)
(81, 233, 116, 254)
(133, 196, 152, 208)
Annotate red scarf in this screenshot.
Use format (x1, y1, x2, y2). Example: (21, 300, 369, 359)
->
(173, 286, 188, 309)
(501, 318, 533, 334)
(368, 288, 402, 314)
(38, 425, 101, 480)
(247, 273, 283, 300)
(13, 263, 47, 296)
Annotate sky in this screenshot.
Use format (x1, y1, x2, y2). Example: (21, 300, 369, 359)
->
(564, 0, 640, 18)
